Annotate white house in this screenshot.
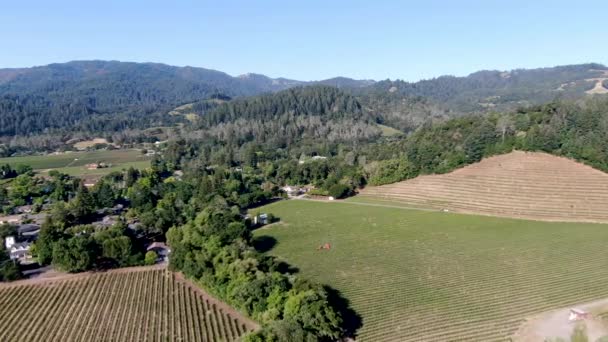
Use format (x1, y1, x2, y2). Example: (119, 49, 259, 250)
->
(9, 242, 32, 261)
(4, 236, 16, 250)
(281, 186, 304, 197)
(253, 213, 269, 226)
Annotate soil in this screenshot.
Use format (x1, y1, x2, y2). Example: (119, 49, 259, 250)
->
(514, 298, 608, 341)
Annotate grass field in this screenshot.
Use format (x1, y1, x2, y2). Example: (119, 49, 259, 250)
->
(0, 149, 151, 176)
(0, 268, 255, 341)
(254, 199, 608, 341)
(377, 124, 403, 137)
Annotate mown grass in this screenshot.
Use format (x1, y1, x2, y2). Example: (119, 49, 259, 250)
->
(0, 150, 151, 176)
(377, 124, 403, 137)
(254, 199, 608, 341)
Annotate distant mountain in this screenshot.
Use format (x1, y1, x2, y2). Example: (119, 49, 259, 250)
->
(368, 63, 608, 113)
(1, 60, 607, 139)
(0, 60, 373, 137)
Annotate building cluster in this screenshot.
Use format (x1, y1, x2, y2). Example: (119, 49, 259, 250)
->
(1, 213, 46, 263)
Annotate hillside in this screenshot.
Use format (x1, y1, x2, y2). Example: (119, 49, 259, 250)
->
(367, 63, 608, 113)
(360, 151, 608, 223)
(0, 61, 374, 137)
(1, 61, 607, 140)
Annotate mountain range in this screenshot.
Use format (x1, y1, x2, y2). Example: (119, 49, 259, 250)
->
(0, 60, 607, 138)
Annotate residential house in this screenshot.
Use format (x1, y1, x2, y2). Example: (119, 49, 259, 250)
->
(147, 242, 170, 262)
(253, 213, 269, 226)
(18, 224, 41, 238)
(4, 236, 32, 262)
(14, 205, 33, 214)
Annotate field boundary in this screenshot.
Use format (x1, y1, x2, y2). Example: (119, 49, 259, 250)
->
(174, 272, 261, 331)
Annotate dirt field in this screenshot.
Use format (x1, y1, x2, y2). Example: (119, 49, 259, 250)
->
(514, 298, 608, 341)
(73, 138, 112, 150)
(360, 151, 608, 223)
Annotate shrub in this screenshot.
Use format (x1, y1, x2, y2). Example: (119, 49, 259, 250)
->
(328, 184, 351, 199)
(144, 251, 158, 265)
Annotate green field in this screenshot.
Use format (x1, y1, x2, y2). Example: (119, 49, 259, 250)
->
(0, 150, 151, 176)
(377, 124, 404, 137)
(254, 199, 608, 341)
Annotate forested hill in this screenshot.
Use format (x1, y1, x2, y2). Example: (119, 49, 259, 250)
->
(367, 63, 608, 113)
(0, 61, 372, 137)
(194, 85, 380, 146)
(1, 60, 607, 140)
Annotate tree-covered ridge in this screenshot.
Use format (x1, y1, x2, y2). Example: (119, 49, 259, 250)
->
(363, 97, 608, 185)
(1, 60, 607, 140)
(193, 86, 380, 146)
(370, 63, 608, 112)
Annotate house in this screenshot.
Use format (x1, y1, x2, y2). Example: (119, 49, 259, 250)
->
(4, 236, 16, 250)
(253, 213, 269, 226)
(14, 205, 33, 214)
(281, 185, 304, 197)
(18, 224, 40, 238)
(147, 242, 170, 262)
(9, 242, 32, 262)
(86, 163, 100, 170)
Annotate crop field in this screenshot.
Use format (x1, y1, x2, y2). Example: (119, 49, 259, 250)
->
(0, 268, 256, 341)
(254, 199, 608, 341)
(0, 149, 151, 176)
(360, 151, 608, 223)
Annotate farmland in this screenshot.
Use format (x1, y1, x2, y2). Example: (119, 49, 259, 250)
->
(0, 149, 151, 176)
(254, 199, 608, 341)
(0, 267, 256, 341)
(360, 151, 608, 223)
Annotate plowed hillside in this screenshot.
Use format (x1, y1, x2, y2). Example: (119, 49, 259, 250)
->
(360, 151, 608, 222)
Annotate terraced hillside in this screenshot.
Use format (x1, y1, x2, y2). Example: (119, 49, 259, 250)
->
(360, 151, 608, 222)
(0, 267, 256, 341)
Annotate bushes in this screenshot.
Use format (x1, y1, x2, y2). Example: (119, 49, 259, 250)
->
(144, 251, 158, 265)
(328, 184, 352, 199)
(167, 206, 344, 341)
(365, 159, 411, 186)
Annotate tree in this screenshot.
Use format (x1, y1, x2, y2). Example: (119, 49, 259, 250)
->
(70, 183, 95, 221)
(144, 251, 158, 265)
(52, 235, 96, 272)
(102, 236, 132, 266)
(328, 184, 351, 199)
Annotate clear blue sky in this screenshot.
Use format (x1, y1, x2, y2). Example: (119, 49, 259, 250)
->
(2, 0, 607, 81)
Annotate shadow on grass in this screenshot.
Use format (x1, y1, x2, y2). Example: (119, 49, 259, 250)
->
(252, 235, 277, 253)
(252, 234, 362, 339)
(325, 286, 363, 339)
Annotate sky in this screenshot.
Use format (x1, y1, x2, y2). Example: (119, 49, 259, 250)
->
(1, 0, 607, 81)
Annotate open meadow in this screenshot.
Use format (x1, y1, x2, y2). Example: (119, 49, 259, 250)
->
(0, 267, 256, 342)
(254, 199, 608, 341)
(0, 149, 151, 176)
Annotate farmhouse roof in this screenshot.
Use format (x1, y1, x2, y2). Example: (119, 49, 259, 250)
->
(147, 242, 168, 251)
(18, 224, 40, 234)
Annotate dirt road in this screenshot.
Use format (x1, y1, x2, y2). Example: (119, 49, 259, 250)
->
(514, 298, 608, 341)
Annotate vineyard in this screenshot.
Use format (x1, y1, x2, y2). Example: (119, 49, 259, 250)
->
(0, 267, 256, 341)
(359, 151, 608, 223)
(255, 199, 608, 341)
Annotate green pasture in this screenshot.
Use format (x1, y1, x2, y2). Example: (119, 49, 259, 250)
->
(254, 199, 608, 341)
(0, 150, 151, 176)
